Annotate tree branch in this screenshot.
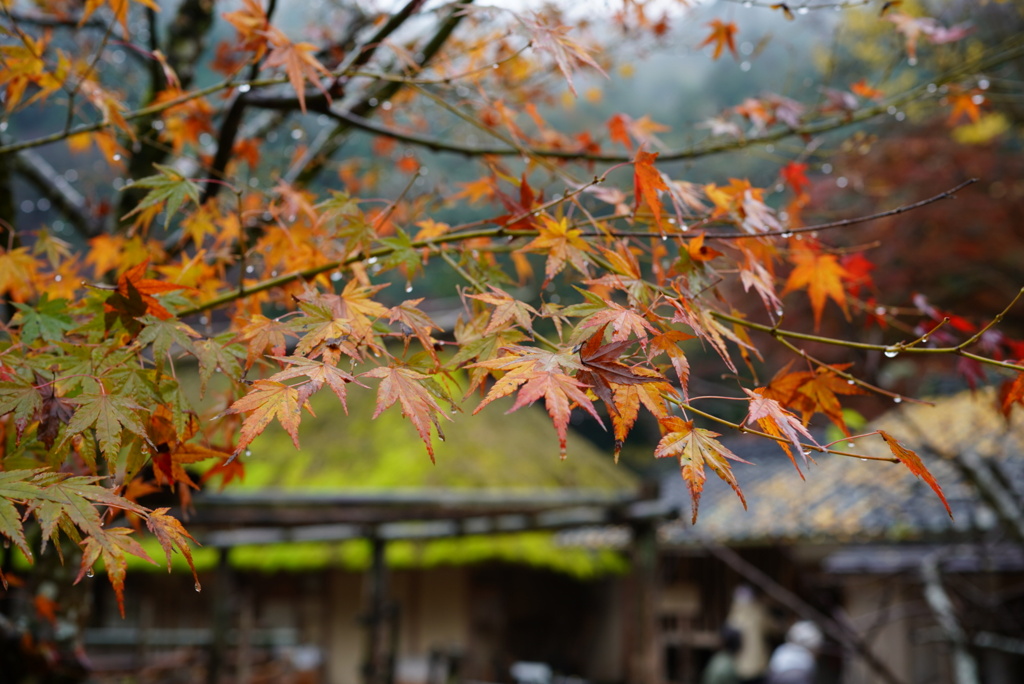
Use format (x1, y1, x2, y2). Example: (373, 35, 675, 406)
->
(14, 149, 102, 237)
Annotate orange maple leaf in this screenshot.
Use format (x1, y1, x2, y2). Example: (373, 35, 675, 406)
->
(223, 0, 270, 59)
(761, 364, 864, 435)
(108, 259, 193, 320)
(782, 245, 849, 329)
(81, 0, 160, 37)
(686, 233, 723, 263)
(700, 20, 739, 61)
(608, 113, 632, 150)
(946, 88, 985, 125)
(263, 29, 333, 114)
(850, 79, 884, 100)
(655, 417, 749, 523)
(472, 346, 602, 458)
(227, 379, 310, 454)
(879, 431, 951, 518)
(362, 366, 452, 462)
(745, 388, 817, 473)
(634, 150, 669, 229)
(146, 508, 200, 587)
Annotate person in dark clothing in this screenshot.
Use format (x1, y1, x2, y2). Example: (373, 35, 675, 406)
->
(702, 626, 744, 684)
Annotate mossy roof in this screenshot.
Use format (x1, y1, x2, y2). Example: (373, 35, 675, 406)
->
(145, 381, 639, 577)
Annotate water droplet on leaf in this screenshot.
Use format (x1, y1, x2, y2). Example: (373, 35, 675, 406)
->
(86, 569, 94, 578)
(195, 582, 202, 593)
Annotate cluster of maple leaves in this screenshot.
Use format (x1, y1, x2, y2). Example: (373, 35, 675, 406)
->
(0, 0, 1021, 619)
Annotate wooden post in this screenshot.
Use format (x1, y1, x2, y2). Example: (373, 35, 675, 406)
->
(627, 520, 659, 684)
(207, 547, 232, 684)
(362, 535, 394, 684)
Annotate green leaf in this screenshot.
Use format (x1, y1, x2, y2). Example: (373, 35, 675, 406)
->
(0, 469, 44, 560)
(13, 294, 73, 344)
(379, 229, 422, 279)
(58, 391, 151, 466)
(136, 315, 201, 372)
(194, 335, 245, 397)
(122, 164, 200, 229)
(0, 379, 42, 441)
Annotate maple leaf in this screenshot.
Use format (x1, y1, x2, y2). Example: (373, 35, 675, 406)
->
(700, 20, 739, 60)
(946, 88, 985, 125)
(450, 309, 528, 395)
(227, 380, 309, 455)
(388, 299, 442, 362)
(0, 470, 44, 562)
(362, 366, 452, 461)
(0, 378, 44, 442)
(34, 375, 76, 451)
(472, 346, 601, 457)
(263, 29, 333, 114)
(850, 80, 885, 100)
(649, 330, 693, 396)
(999, 372, 1024, 419)
(122, 165, 201, 230)
(76, 527, 156, 618)
(107, 259, 193, 323)
(223, 0, 270, 58)
(577, 301, 658, 344)
(13, 294, 73, 344)
(29, 476, 147, 555)
(520, 12, 606, 96)
(202, 456, 246, 491)
(879, 431, 951, 518)
(146, 508, 200, 587)
(575, 326, 664, 414)
(136, 315, 201, 373)
(634, 150, 669, 229)
(293, 302, 357, 359)
(608, 113, 632, 150)
(655, 417, 749, 523)
(269, 355, 359, 409)
(81, 0, 160, 36)
(194, 336, 245, 397)
(780, 162, 810, 196)
(744, 388, 818, 473)
(235, 314, 299, 370)
(468, 287, 540, 337)
(609, 368, 672, 462)
(686, 233, 724, 263)
(519, 216, 592, 285)
(782, 244, 850, 329)
(761, 364, 864, 435)
(58, 390, 151, 466)
(0, 247, 39, 302)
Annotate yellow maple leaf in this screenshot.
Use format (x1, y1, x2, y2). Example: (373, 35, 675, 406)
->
(520, 216, 593, 284)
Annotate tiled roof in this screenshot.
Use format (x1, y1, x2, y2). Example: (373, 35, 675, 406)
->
(659, 388, 1024, 545)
